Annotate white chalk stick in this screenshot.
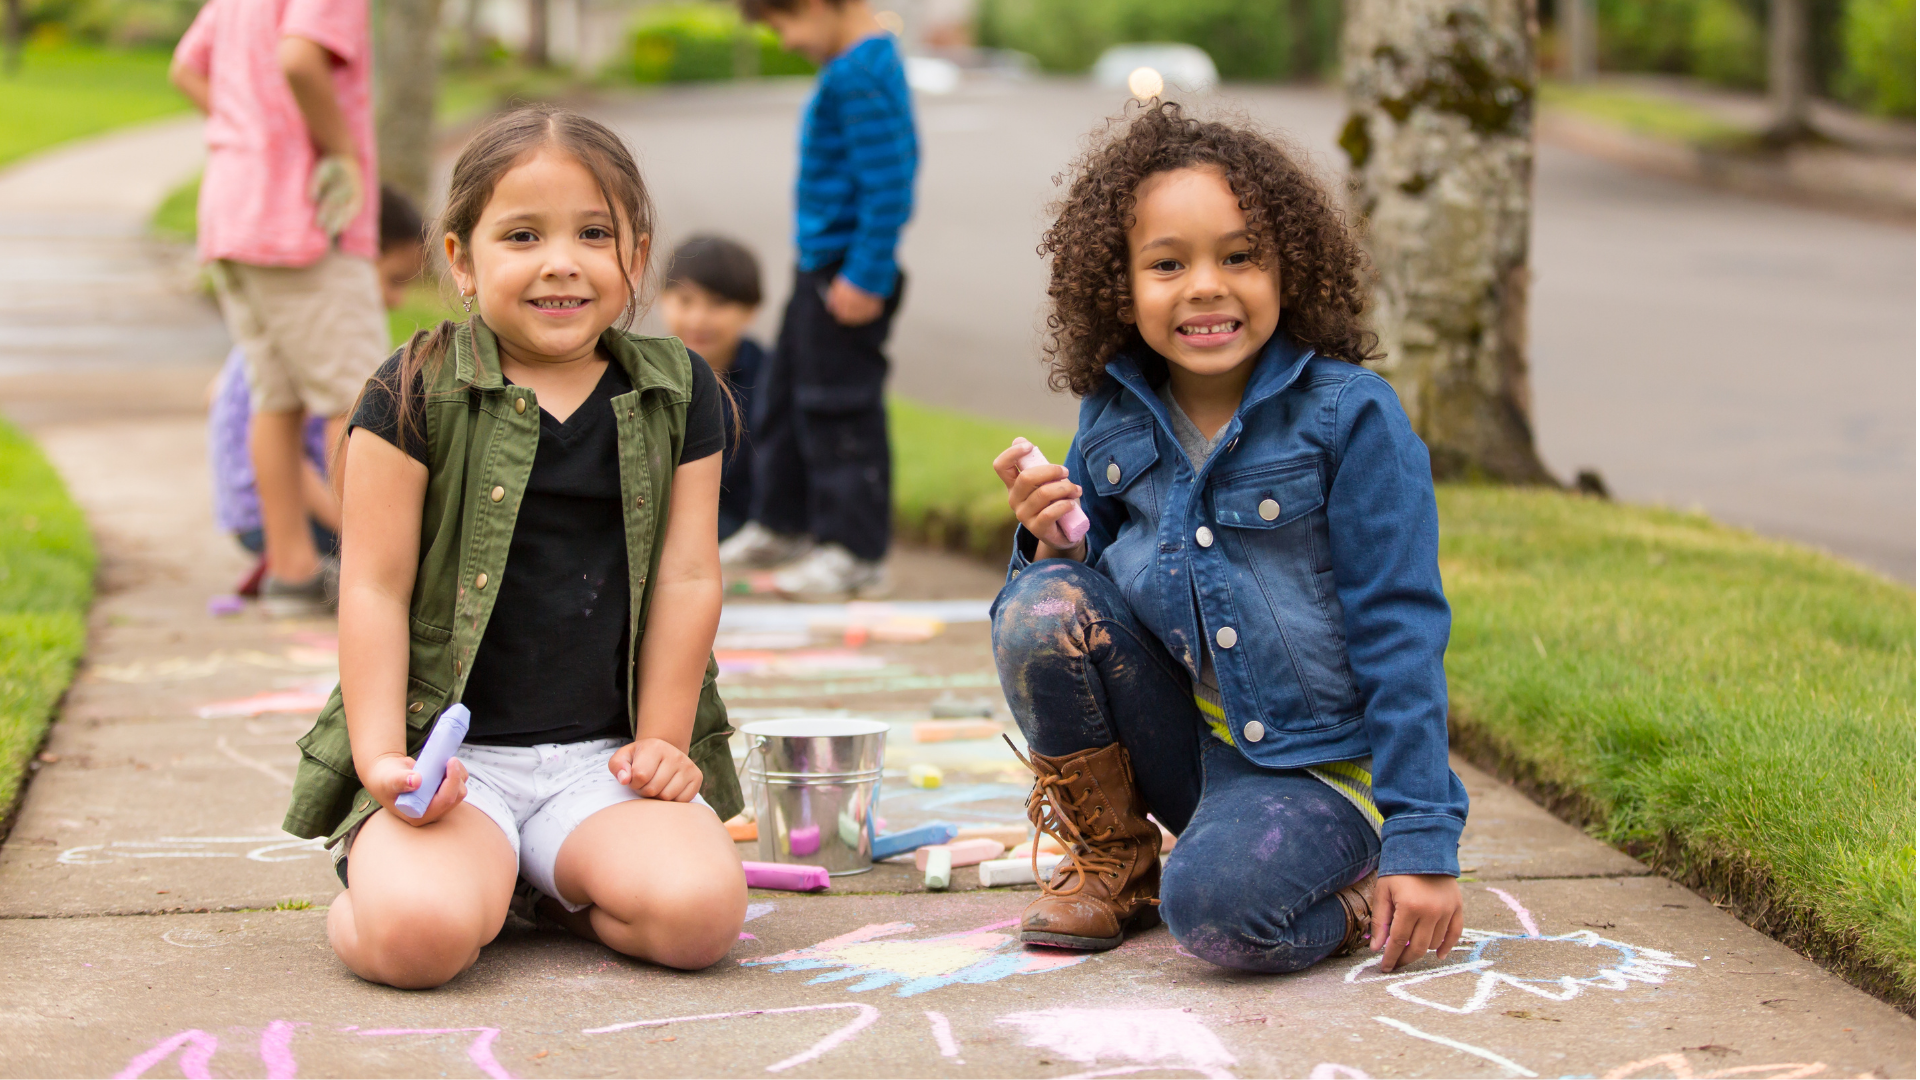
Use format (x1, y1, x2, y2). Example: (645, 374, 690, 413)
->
(914, 837, 1005, 870)
(978, 853, 1064, 887)
(924, 846, 952, 890)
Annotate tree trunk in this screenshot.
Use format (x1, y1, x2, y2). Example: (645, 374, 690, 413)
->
(1562, 0, 1594, 81)
(525, 0, 548, 67)
(1766, 0, 1812, 142)
(1339, 0, 1554, 484)
(463, 0, 484, 66)
(375, 0, 445, 209)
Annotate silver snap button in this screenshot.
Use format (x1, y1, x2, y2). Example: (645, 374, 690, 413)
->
(1106, 462, 1121, 484)
(1242, 720, 1265, 742)
(1195, 526, 1214, 548)
(1258, 498, 1280, 521)
(1215, 626, 1237, 649)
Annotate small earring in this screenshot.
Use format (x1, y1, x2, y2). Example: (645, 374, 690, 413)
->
(461, 292, 474, 314)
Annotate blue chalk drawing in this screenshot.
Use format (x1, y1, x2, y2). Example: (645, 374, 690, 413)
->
(742, 919, 1088, 997)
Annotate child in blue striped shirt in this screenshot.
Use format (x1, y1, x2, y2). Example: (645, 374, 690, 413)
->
(723, 0, 918, 600)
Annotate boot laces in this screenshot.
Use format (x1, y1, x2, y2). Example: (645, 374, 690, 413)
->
(1007, 738, 1126, 899)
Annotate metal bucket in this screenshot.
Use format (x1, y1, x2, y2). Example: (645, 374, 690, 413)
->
(741, 717, 887, 875)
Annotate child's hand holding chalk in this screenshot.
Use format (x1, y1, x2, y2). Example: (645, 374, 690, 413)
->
(609, 737, 703, 802)
(992, 437, 1090, 555)
(367, 751, 470, 826)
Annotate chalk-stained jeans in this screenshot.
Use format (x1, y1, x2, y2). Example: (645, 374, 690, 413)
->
(991, 559, 1380, 973)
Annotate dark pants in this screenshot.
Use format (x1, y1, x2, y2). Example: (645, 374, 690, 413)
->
(748, 264, 901, 562)
(991, 559, 1381, 973)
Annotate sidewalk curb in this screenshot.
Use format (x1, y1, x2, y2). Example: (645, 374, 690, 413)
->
(1539, 110, 1916, 223)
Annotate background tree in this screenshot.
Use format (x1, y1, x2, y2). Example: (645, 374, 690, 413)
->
(375, 0, 445, 208)
(1340, 0, 1555, 484)
(1766, 0, 1813, 140)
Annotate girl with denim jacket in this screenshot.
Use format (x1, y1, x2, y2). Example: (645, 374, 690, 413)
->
(990, 102, 1469, 975)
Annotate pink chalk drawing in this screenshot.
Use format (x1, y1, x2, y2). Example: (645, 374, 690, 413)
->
(997, 1008, 1238, 1079)
(1307, 1066, 1372, 1079)
(259, 1020, 303, 1080)
(584, 1002, 880, 1072)
(925, 1010, 961, 1059)
(741, 919, 1089, 996)
(357, 1027, 512, 1079)
(115, 1029, 219, 1079)
(1600, 1054, 1830, 1079)
(1485, 887, 1541, 937)
(60, 834, 326, 866)
(1345, 889, 1692, 1015)
(1373, 1015, 1536, 1077)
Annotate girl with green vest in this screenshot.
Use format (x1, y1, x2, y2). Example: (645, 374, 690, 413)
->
(288, 106, 747, 989)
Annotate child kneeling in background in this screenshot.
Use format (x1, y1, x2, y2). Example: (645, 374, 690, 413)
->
(660, 234, 766, 542)
(991, 103, 1468, 975)
(283, 106, 746, 989)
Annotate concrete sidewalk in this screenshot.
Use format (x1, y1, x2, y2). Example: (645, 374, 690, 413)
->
(0, 123, 1911, 1080)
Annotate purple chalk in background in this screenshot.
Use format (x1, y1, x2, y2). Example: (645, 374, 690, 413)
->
(788, 824, 821, 856)
(743, 861, 830, 891)
(207, 595, 245, 617)
(395, 704, 470, 818)
(1014, 439, 1089, 545)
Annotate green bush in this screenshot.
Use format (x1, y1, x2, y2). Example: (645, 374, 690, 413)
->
(628, 2, 814, 84)
(23, 0, 198, 47)
(1837, 0, 1916, 114)
(1596, 0, 1766, 89)
(975, 0, 1341, 81)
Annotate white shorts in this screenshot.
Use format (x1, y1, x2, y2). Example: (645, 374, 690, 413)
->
(456, 738, 711, 912)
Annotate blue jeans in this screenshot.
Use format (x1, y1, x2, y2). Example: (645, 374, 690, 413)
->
(992, 559, 1380, 973)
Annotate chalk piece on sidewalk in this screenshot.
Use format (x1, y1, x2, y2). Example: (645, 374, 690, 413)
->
(788, 824, 820, 856)
(923, 847, 952, 890)
(871, 821, 958, 860)
(914, 837, 1005, 870)
(907, 763, 944, 788)
(726, 817, 757, 842)
(913, 719, 1002, 742)
(207, 595, 244, 617)
(956, 824, 1029, 847)
(979, 854, 1064, 887)
(742, 861, 830, 891)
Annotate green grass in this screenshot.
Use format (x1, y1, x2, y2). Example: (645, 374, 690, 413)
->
(890, 403, 1916, 1008)
(1437, 486, 1915, 1006)
(0, 418, 95, 819)
(0, 41, 191, 169)
(388, 283, 462, 347)
(888, 398, 1071, 558)
(1540, 81, 1748, 146)
(150, 170, 198, 241)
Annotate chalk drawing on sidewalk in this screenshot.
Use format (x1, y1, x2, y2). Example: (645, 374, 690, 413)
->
(355, 1027, 511, 1080)
(116, 1022, 305, 1080)
(584, 1002, 880, 1072)
(996, 1007, 1237, 1079)
(925, 1010, 962, 1062)
(1373, 1015, 1537, 1077)
(59, 834, 326, 865)
(215, 735, 295, 786)
(160, 927, 246, 948)
(1345, 887, 1692, 1016)
(90, 649, 337, 685)
(742, 919, 1090, 996)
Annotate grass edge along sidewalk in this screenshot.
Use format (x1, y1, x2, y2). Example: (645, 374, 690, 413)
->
(0, 42, 191, 170)
(0, 417, 96, 831)
(896, 398, 1917, 1014)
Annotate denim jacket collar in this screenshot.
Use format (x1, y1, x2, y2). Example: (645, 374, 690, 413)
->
(1103, 332, 1317, 478)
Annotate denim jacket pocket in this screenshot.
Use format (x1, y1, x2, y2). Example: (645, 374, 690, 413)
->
(1208, 461, 1324, 530)
(1082, 421, 1159, 499)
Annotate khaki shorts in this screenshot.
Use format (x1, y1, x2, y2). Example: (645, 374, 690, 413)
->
(212, 252, 387, 416)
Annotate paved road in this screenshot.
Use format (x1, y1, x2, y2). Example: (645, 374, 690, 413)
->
(595, 78, 1916, 581)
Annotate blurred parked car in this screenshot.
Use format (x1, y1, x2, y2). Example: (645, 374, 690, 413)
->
(1092, 43, 1220, 95)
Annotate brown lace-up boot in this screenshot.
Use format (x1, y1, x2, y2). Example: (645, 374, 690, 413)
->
(1331, 872, 1377, 956)
(1010, 740, 1162, 950)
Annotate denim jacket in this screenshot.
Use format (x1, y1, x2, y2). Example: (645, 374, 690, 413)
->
(1009, 334, 1468, 876)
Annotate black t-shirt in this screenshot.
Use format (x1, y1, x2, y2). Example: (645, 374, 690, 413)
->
(350, 348, 724, 746)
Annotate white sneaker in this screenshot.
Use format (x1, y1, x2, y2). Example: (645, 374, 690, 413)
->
(772, 543, 890, 601)
(719, 522, 813, 569)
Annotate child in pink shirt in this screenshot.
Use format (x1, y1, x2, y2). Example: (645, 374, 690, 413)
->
(172, 0, 388, 616)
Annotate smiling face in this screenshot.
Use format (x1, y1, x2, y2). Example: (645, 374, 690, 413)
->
(445, 146, 648, 367)
(1125, 165, 1282, 386)
(659, 282, 756, 371)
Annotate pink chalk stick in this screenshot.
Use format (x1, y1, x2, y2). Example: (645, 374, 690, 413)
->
(789, 824, 821, 856)
(743, 861, 830, 891)
(1015, 440, 1090, 544)
(914, 837, 1006, 870)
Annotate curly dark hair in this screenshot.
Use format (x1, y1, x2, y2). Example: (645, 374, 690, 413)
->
(1039, 100, 1380, 396)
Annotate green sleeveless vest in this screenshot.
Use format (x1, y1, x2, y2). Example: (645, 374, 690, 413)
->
(282, 318, 743, 847)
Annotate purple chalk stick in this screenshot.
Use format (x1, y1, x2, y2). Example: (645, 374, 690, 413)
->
(788, 824, 821, 856)
(743, 861, 830, 891)
(395, 705, 470, 818)
(207, 595, 245, 617)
